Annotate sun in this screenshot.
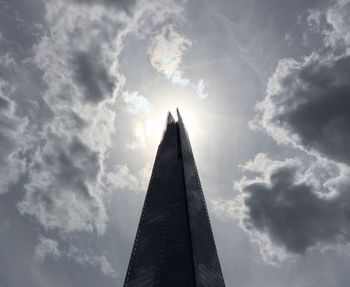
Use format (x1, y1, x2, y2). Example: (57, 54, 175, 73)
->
(143, 101, 201, 151)
(126, 88, 204, 156)
(145, 106, 199, 143)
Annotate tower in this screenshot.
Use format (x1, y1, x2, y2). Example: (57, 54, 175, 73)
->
(123, 110, 225, 287)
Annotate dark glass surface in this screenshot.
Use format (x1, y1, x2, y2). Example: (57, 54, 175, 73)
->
(123, 111, 225, 287)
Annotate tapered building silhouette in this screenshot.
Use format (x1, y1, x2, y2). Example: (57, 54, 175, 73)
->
(124, 110, 225, 287)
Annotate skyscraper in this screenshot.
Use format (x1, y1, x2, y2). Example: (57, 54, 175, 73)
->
(123, 110, 226, 287)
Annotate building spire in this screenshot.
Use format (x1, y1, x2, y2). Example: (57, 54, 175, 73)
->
(123, 112, 226, 287)
(167, 111, 175, 124)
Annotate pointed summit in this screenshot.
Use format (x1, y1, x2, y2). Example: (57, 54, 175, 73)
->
(176, 108, 183, 124)
(167, 111, 175, 124)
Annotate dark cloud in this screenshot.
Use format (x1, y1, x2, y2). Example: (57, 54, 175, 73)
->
(18, 136, 107, 234)
(72, 51, 115, 103)
(0, 95, 11, 111)
(240, 157, 350, 254)
(17, 0, 126, 236)
(14, 0, 185, 238)
(256, 54, 350, 165)
(240, 1, 350, 258)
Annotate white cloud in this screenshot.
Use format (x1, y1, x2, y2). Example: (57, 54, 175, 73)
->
(122, 90, 151, 114)
(194, 79, 208, 99)
(105, 164, 151, 193)
(325, 0, 350, 49)
(67, 245, 117, 277)
(18, 0, 128, 235)
(307, 0, 350, 51)
(0, 0, 189, 277)
(34, 236, 61, 262)
(34, 237, 117, 277)
(18, 137, 108, 235)
(236, 0, 350, 263)
(149, 25, 191, 79)
(17, 0, 189, 236)
(147, 23, 209, 99)
(0, 77, 27, 194)
(171, 70, 190, 87)
(235, 154, 350, 263)
(105, 165, 140, 192)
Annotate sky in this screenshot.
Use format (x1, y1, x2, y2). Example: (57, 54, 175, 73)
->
(1, 0, 350, 286)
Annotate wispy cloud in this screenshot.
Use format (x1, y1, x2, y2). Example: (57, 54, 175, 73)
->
(0, 62, 27, 194)
(34, 237, 117, 277)
(122, 90, 151, 114)
(34, 236, 61, 262)
(0, 0, 190, 277)
(148, 24, 209, 99)
(149, 25, 191, 80)
(105, 165, 142, 193)
(15, 0, 189, 236)
(67, 245, 118, 277)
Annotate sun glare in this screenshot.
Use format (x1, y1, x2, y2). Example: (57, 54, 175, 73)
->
(143, 99, 201, 150)
(127, 89, 204, 155)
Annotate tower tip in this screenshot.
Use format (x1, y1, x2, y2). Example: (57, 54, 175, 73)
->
(167, 111, 175, 124)
(176, 108, 183, 124)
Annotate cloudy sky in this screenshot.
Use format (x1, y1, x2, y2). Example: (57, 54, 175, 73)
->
(1, 0, 350, 286)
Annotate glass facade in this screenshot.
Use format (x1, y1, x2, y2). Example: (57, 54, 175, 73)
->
(123, 111, 225, 287)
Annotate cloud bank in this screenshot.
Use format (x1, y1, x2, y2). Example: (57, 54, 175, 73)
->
(237, 155, 350, 258)
(234, 0, 350, 262)
(255, 53, 350, 165)
(0, 0, 190, 276)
